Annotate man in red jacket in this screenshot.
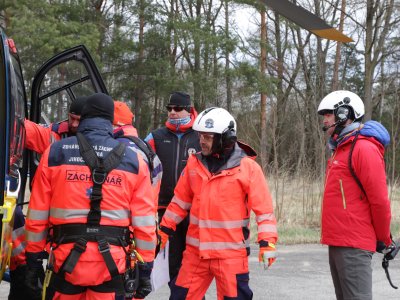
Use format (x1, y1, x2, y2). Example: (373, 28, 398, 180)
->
(318, 90, 394, 300)
(158, 107, 278, 299)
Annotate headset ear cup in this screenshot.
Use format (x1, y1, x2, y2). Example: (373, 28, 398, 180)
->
(335, 106, 349, 123)
(222, 128, 237, 149)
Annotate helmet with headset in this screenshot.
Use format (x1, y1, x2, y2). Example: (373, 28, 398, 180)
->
(318, 90, 365, 125)
(193, 107, 237, 154)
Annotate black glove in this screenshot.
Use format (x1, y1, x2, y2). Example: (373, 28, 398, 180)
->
(133, 261, 153, 299)
(384, 241, 398, 261)
(134, 277, 152, 299)
(25, 252, 45, 300)
(376, 240, 387, 253)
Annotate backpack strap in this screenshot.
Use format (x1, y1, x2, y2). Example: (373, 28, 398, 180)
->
(120, 135, 155, 183)
(348, 131, 367, 197)
(58, 133, 127, 282)
(76, 132, 126, 225)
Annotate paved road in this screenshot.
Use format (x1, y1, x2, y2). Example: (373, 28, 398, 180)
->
(1, 244, 399, 299)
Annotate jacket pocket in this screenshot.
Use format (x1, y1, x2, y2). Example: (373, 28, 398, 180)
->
(339, 179, 347, 209)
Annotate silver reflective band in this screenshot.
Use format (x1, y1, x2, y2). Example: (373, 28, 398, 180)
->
(11, 241, 26, 257)
(131, 215, 156, 227)
(256, 213, 275, 223)
(50, 208, 129, 220)
(199, 241, 247, 251)
(164, 210, 183, 224)
(135, 238, 156, 250)
(26, 229, 48, 242)
(12, 226, 25, 240)
(186, 236, 200, 247)
(27, 209, 49, 221)
(258, 224, 278, 233)
(199, 219, 249, 229)
(171, 196, 192, 210)
(190, 214, 199, 225)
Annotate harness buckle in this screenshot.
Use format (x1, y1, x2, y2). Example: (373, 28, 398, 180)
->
(98, 239, 111, 253)
(92, 168, 107, 184)
(73, 238, 88, 253)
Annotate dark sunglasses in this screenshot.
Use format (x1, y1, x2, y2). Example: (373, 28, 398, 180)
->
(166, 105, 188, 112)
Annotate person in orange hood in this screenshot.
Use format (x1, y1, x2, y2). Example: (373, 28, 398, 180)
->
(113, 100, 162, 207)
(159, 107, 278, 300)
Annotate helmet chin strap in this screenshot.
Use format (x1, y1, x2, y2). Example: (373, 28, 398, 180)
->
(332, 124, 346, 136)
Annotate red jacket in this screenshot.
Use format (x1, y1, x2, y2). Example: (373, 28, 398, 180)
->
(321, 127, 392, 252)
(161, 142, 278, 259)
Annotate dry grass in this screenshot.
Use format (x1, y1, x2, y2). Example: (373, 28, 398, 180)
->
(250, 175, 400, 245)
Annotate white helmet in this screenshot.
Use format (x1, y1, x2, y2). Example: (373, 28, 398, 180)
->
(193, 107, 237, 154)
(318, 90, 365, 120)
(193, 107, 237, 134)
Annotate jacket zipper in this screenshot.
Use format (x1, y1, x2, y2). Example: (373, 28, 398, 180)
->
(339, 179, 347, 209)
(175, 136, 181, 184)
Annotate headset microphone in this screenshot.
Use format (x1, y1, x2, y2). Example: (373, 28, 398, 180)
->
(322, 120, 341, 132)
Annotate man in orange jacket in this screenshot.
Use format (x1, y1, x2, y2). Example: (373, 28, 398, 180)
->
(159, 107, 278, 299)
(24, 93, 156, 300)
(8, 96, 89, 300)
(25, 96, 88, 154)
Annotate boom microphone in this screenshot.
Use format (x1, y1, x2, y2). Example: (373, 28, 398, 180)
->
(322, 123, 335, 132)
(322, 120, 342, 132)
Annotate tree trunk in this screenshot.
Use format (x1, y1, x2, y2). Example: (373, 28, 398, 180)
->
(260, 7, 268, 172)
(135, 0, 145, 132)
(332, 0, 346, 90)
(225, 0, 232, 111)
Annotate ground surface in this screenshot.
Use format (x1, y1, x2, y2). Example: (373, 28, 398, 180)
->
(1, 244, 399, 299)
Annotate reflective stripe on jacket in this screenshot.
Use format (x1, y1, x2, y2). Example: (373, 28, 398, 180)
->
(25, 118, 156, 286)
(161, 142, 278, 259)
(9, 206, 26, 270)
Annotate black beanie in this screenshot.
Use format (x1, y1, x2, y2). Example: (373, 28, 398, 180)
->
(80, 93, 114, 123)
(168, 92, 191, 107)
(69, 96, 88, 115)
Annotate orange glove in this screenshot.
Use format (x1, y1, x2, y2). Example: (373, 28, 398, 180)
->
(158, 230, 169, 250)
(259, 242, 276, 270)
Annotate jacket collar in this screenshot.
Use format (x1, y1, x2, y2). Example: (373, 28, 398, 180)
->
(77, 117, 114, 137)
(197, 141, 257, 173)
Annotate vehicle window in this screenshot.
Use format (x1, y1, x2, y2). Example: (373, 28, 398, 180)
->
(39, 60, 97, 122)
(8, 54, 26, 175)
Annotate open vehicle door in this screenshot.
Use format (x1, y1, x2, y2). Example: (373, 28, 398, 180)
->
(0, 31, 28, 281)
(29, 45, 108, 181)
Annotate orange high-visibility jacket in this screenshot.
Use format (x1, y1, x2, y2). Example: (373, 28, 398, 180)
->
(9, 207, 26, 270)
(161, 142, 278, 259)
(25, 118, 156, 286)
(25, 119, 69, 154)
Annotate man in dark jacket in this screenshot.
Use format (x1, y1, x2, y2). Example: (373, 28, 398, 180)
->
(318, 90, 394, 300)
(145, 92, 200, 291)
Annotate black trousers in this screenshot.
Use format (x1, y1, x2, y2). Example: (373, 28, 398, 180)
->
(158, 208, 189, 280)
